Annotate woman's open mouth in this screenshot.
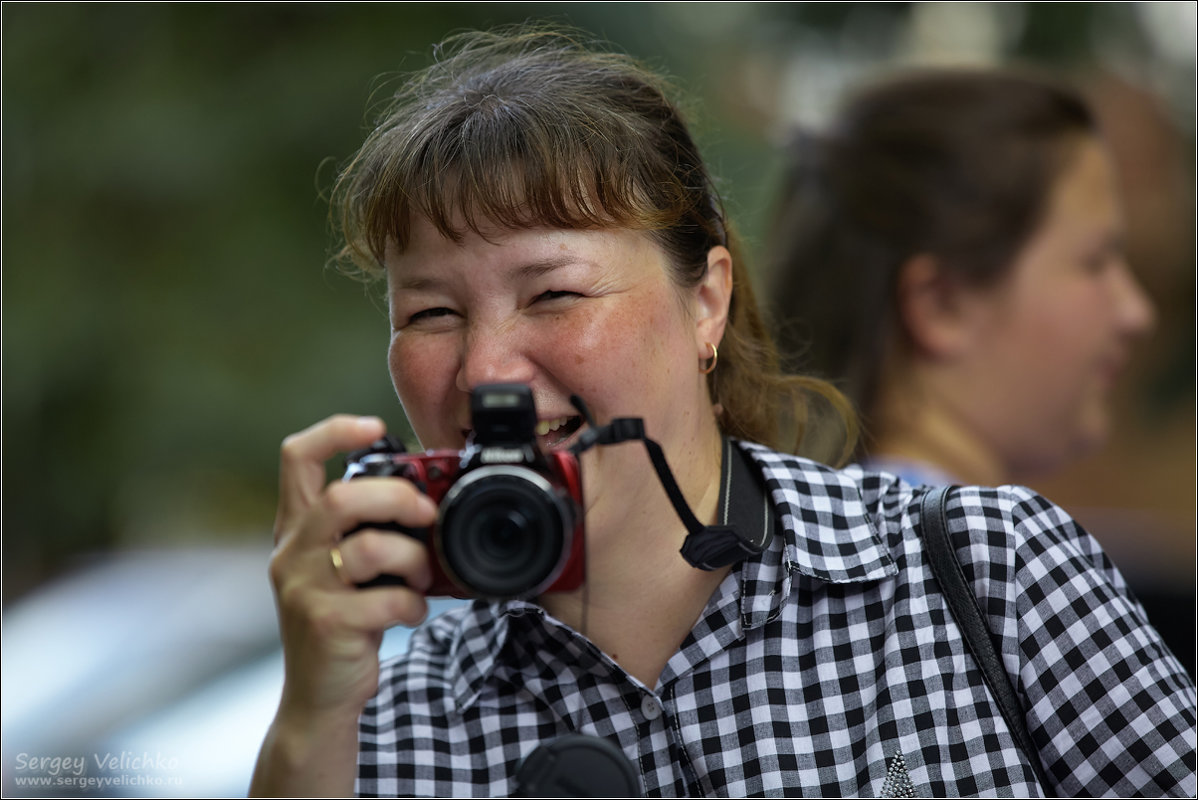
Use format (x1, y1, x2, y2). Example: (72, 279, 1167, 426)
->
(535, 415, 584, 449)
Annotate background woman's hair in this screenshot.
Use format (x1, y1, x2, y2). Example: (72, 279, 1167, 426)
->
(765, 68, 1096, 457)
(332, 23, 855, 462)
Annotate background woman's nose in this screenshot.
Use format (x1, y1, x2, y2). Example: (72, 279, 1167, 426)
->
(1116, 264, 1157, 339)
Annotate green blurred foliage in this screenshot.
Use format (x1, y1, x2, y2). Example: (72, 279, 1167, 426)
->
(3, 2, 1192, 603)
(0, 2, 771, 602)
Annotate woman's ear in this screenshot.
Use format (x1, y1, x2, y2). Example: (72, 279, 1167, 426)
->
(693, 245, 733, 355)
(896, 254, 990, 359)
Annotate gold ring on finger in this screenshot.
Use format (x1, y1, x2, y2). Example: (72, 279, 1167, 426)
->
(329, 545, 352, 586)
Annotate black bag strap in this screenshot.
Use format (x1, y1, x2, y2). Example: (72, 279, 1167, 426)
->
(917, 486, 1050, 791)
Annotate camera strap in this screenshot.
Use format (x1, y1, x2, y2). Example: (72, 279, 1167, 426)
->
(569, 399, 772, 571)
(718, 436, 777, 560)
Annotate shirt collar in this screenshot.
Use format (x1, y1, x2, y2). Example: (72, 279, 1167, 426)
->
(738, 441, 897, 583)
(448, 599, 522, 709)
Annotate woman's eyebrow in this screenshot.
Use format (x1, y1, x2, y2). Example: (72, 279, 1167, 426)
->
(390, 274, 444, 292)
(513, 255, 584, 280)
(393, 255, 589, 292)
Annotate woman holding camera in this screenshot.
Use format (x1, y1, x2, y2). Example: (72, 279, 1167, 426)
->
(251, 25, 1195, 797)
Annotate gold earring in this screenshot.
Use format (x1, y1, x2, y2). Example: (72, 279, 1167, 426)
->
(700, 342, 718, 375)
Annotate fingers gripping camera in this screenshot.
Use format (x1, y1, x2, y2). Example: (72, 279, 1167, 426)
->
(342, 384, 585, 600)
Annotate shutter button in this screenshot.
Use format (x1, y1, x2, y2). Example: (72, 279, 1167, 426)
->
(640, 695, 662, 720)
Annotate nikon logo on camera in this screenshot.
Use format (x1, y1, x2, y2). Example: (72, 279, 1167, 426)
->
(480, 447, 525, 464)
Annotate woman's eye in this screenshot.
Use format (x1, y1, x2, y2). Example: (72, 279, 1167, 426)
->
(533, 290, 581, 303)
(406, 307, 456, 324)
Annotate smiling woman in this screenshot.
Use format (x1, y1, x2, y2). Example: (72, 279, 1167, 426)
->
(250, 24, 1195, 798)
(332, 25, 847, 459)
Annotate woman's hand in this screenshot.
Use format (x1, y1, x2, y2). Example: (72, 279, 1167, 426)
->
(250, 415, 438, 797)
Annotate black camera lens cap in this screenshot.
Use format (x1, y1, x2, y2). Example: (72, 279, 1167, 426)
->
(513, 734, 641, 797)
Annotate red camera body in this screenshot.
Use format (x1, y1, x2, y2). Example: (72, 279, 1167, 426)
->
(344, 443, 585, 600)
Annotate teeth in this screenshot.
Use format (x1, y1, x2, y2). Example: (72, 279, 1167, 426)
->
(535, 417, 570, 436)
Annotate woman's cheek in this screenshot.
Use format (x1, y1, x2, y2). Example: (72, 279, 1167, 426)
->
(389, 335, 455, 407)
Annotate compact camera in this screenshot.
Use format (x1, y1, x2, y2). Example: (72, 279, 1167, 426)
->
(342, 384, 585, 600)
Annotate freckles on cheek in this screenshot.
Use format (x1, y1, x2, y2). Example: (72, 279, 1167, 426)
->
(388, 340, 438, 402)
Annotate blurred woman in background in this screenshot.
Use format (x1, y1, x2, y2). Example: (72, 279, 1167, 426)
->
(765, 68, 1155, 488)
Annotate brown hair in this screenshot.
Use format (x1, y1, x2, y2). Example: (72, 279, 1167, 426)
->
(332, 23, 854, 462)
(765, 68, 1096, 458)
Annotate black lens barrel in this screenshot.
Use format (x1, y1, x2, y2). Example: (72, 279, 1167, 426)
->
(438, 465, 573, 598)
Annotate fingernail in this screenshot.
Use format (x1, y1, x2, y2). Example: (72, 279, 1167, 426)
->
(356, 416, 384, 432)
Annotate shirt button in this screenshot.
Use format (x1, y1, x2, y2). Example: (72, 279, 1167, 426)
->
(641, 695, 662, 720)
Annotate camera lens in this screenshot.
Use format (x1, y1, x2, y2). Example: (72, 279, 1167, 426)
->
(438, 466, 573, 599)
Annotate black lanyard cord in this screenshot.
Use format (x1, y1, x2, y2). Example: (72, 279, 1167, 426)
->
(568, 395, 764, 570)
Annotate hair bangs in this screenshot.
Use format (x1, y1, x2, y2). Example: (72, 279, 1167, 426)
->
(344, 92, 672, 276)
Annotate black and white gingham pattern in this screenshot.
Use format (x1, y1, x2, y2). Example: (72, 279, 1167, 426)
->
(357, 442, 1197, 797)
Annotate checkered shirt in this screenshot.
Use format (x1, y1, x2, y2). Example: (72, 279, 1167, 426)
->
(357, 441, 1197, 797)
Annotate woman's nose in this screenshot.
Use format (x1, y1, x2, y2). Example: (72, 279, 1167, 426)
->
(1115, 264, 1157, 340)
(455, 322, 536, 393)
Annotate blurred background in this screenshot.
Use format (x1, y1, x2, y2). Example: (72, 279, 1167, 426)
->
(3, 3, 1193, 796)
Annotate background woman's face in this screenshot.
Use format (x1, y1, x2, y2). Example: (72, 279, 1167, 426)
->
(958, 138, 1156, 477)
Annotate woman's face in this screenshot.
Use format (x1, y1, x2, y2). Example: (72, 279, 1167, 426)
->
(956, 138, 1156, 478)
(384, 216, 727, 535)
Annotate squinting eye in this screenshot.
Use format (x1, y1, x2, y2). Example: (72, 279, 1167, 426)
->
(407, 307, 456, 323)
(534, 290, 580, 303)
